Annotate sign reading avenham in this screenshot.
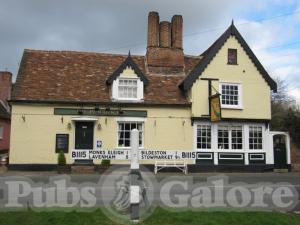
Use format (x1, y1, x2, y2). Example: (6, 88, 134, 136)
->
(54, 108, 147, 117)
(71, 150, 203, 160)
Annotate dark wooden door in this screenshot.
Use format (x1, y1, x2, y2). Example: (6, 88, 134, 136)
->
(75, 122, 94, 149)
(273, 135, 287, 169)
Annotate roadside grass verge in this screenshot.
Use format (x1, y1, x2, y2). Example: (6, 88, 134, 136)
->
(0, 208, 299, 225)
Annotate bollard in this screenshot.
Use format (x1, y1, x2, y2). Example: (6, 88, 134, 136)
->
(130, 129, 140, 223)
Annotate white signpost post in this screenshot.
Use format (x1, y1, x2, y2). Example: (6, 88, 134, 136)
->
(129, 129, 140, 222)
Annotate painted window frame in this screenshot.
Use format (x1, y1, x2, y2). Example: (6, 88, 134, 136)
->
(196, 124, 212, 150)
(219, 82, 243, 109)
(112, 78, 144, 101)
(249, 125, 264, 150)
(228, 48, 238, 65)
(116, 117, 145, 149)
(217, 125, 243, 150)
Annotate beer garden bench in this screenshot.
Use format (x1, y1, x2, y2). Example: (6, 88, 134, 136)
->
(154, 160, 188, 174)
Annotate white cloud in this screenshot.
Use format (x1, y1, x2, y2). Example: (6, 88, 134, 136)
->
(227, 16, 300, 105)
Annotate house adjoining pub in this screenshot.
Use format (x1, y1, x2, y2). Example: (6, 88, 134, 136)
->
(9, 12, 291, 171)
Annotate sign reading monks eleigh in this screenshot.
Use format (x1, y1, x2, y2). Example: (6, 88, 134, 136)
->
(210, 93, 222, 122)
(71, 150, 205, 160)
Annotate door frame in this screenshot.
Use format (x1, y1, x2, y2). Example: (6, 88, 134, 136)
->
(270, 131, 291, 166)
(75, 121, 95, 150)
(71, 117, 98, 163)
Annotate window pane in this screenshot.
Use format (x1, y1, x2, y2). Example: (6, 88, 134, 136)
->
(221, 84, 240, 106)
(118, 122, 144, 147)
(196, 125, 211, 149)
(218, 126, 229, 149)
(118, 79, 139, 99)
(249, 126, 263, 150)
(231, 126, 243, 149)
(228, 49, 237, 64)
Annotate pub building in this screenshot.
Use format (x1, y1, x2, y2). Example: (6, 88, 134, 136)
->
(9, 12, 291, 171)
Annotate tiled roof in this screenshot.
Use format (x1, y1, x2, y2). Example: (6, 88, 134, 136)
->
(12, 49, 201, 105)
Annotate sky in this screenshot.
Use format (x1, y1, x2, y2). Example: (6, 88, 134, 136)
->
(0, 0, 300, 103)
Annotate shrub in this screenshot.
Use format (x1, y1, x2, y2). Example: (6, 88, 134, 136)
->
(101, 159, 111, 168)
(58, 151, 66, 166)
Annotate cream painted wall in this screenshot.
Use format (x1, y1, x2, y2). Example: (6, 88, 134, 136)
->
(190, 36, 272, 120)
(119, 67, 138, 78)
(10, 104, 193, 164)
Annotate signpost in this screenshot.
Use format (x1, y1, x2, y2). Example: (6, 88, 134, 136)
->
(129, 129, 140, 222)
(71, 149, 207, 160)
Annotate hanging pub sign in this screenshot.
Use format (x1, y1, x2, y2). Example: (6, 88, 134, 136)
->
(210, 93, 222, 122)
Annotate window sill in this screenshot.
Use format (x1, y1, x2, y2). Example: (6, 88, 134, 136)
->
(116, 147, 144, 150)
(227, 63, 238, 65)
(221, 105, 243, 110)
(112, 98, 144, 103)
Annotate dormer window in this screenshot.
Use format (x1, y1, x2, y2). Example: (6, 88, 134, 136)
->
(106, 52, 148, 102)
(118, 78, 138, 99)
(112, 77, 144, 101)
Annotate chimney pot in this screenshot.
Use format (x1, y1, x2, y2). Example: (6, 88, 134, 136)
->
(147, 11, 159, 48)
(159, 21, 171, 47)
(171, 15, 183, 49)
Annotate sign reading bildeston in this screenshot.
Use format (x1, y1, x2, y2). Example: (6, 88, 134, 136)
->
(210, 93, 222, 122)
(71, 150, 204, 160)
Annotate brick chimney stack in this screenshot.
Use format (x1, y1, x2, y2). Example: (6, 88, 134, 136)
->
(159, 21, 171, 47)
(0, 71, 12, 111)
(147, 12, 159, 47)
(171, 15, 183, 49)
(146, 12, 184, 75)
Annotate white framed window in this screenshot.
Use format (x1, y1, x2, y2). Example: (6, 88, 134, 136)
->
(218, 125, 229, 149)
(0, 126, 3, 139)
(112, 78, 143, 101)
(196, 125, 211, 149)
(220, 83, 242, 109)
(231, 125, 243, 149)
(117, 121, 144, 148)
(218, 125, 243, 150)
(118, 79, 138, 99)
(249, 126, 263, 150)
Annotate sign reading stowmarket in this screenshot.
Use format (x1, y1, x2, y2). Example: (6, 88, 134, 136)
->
(71, 150, 202, 160)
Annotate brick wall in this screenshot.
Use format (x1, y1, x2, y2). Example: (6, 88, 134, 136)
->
(291, 141, 300, 164)
(146, 12, 184, 74)
(0, 72, 12, 111)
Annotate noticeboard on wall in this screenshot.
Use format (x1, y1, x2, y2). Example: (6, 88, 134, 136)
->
(56, 134, 69, 153)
